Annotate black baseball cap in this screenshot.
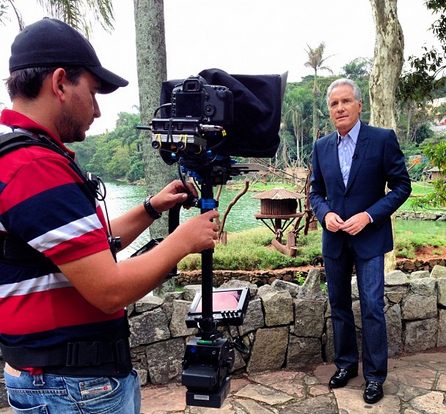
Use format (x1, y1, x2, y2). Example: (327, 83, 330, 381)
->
(9, 18, 128, 94)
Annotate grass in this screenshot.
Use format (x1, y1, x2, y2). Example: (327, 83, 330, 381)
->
(178, 218, 446, 272)
(227, 180, 297, 193)
(401, 181, 446, 212)
(177, 180, 446, 272)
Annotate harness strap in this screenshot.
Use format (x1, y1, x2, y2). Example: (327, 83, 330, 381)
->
(0, 318, 132, 376)
(0, 232, 59, 271)
(0, 129, 99, 267)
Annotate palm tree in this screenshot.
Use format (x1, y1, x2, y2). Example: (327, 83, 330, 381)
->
(0, 0, 114, 33)
(282, 91, 305, 167)
(304, 42, 333, 141)
(341, 58, 372, 80)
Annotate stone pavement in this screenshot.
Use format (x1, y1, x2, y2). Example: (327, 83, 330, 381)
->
(138, 349, 446, 414)
(1, 350, 446, 413)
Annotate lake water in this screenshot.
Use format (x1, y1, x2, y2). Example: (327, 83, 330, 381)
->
(102, 181, 264, 260)
(101, 181, 446, 260)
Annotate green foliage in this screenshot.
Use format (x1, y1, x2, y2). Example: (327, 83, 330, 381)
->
(0, 0, 115, 33)
(424, 139, 446, 170)
(340, 57, 372, 80)
(395, 222, 446, 259)
(408, 164, 425, 181)
(415, 124, 435, 144)
(410, 139, 446, 209)
(394, 239, 415, 259)
(0, 2, 7, 24)
(68, 112, 144, 182)
(398, 1, 446, 103)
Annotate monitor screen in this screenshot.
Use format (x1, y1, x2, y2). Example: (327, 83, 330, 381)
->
(186, 287, 250, 327)
(194, 290, 241, 312)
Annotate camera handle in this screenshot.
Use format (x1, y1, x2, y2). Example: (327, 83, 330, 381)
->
(165, 177, 218, 341)
(197, 174, 219, 341)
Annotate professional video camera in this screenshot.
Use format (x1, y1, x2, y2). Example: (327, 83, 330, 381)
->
(140, 68, 287, 408)
(148, 68, 287, 171)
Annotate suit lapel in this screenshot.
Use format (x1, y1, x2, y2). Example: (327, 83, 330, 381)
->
(326, 132, 345, 190)
(345, 122, 370, 193)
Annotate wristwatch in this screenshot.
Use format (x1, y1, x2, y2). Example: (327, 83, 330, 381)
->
(143, 195, 162, 220)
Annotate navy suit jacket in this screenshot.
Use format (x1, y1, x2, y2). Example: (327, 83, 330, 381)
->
(309, 122, 412, 259)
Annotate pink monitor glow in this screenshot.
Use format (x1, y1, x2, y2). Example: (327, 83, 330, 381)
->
(186, 287, 250, 327)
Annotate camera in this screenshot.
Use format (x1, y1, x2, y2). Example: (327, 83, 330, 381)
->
(171, 76, 233, 125)
(145, 68, 287, 165)
(150, 75, 234, 163)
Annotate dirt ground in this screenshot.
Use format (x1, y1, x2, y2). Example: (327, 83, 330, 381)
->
(287, 245, 446, 275)
(412, 245, 446, 261)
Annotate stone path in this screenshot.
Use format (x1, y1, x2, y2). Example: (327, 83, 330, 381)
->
(139, 350, 446, 414)
(1, 350, 446, 413)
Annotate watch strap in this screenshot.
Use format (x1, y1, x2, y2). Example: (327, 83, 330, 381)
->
(143, 195, 162, 220)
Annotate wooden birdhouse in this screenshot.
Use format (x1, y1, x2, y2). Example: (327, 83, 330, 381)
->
(252, 188, 305, 256)
(252, 187, 304, 218)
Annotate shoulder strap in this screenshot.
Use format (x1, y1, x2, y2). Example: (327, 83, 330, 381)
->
(0, 129, 100, 203)
(0, 131, 59, 157)
(0, 129, 104, 266)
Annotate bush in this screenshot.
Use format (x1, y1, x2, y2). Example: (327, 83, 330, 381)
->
(178, 227, 322, 271)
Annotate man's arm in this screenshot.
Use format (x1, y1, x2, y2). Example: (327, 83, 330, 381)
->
(309, 141, 332, 226)
(110, 180, 195, 249)
(59, 209, 219, 314)
(365, 130, 412, 224)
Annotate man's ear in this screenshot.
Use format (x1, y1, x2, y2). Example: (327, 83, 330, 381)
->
(51, 68, 68, 101)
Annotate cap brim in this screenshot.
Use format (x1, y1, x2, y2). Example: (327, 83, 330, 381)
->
(88, 65, 128, 94)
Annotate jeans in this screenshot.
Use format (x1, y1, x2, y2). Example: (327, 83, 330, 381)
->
(324, 243, 387, 383)
(4, 366, 141, 414)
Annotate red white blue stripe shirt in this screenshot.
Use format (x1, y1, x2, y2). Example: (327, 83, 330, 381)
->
(0, 109, 125, 363)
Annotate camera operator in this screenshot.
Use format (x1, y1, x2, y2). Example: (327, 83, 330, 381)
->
(0, 18, 219, 414)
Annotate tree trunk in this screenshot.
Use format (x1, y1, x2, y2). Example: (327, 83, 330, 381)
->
(369, 0, 404, 273)
(134, 0, 174, 239)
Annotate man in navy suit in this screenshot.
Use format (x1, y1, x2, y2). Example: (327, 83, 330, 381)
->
(309, 78, 411, 404)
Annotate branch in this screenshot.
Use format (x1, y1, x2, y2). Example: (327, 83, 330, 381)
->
(218, 180, 249, 239)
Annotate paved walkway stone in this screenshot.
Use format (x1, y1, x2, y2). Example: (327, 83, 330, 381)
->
(1, 350, 446, 413)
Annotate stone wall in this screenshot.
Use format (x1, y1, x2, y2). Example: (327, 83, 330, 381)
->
(127, 264, 446, 386)
(396, 210, 446, 221)
(2, 265, 446, 408)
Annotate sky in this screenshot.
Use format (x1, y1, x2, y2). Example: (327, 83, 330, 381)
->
(0, 0, 440, 136)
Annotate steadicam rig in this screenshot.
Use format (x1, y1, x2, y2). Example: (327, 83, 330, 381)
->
(138, 68, 287, 408)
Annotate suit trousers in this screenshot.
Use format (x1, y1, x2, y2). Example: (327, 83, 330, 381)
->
(324, 240, 387, 383)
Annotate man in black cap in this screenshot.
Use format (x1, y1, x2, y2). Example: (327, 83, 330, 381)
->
(0, 18, 219, 413)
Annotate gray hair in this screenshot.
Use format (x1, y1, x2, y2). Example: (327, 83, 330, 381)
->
(326, 78, 362, 107)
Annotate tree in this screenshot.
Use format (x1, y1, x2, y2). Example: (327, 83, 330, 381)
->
(304, 42, 333, 141)
(0, 0, 114, 32)
(133, 0, 175, 240)
(412, 140, 446, 208)
(369, 0, 404, 130)
(368, 0, 404, 273)
(399, 1, 446, 102)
